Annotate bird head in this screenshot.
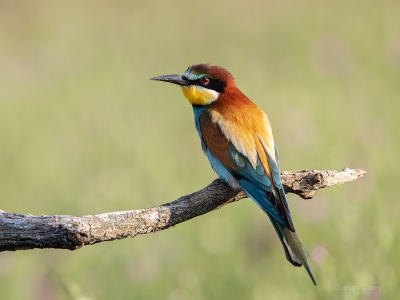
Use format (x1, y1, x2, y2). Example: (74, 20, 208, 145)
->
(150, 64, 235, 106)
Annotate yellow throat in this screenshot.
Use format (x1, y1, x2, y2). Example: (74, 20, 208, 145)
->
(181, 86, 220, 106)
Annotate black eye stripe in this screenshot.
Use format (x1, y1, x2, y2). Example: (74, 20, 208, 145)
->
(189, 77, 226, 93)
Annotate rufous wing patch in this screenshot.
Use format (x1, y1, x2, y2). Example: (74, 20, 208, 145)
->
(200, 112, 236, 170)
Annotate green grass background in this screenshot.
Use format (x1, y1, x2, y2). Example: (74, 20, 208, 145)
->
(0, 0, 399, 299)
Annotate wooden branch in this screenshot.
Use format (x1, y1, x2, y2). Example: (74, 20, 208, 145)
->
(0, 168, 366, 252)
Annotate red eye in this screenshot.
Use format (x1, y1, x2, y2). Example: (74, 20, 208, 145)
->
(200, 77, 210, 85)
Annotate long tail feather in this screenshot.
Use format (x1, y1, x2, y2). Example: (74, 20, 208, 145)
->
(269, 216, 317, 285)
(282, 227, 317, 286)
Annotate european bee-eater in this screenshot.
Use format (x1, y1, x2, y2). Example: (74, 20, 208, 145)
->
(151, 64, 316, 285)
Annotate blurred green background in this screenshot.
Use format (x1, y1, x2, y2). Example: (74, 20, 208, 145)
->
(0, 0, 399, 299)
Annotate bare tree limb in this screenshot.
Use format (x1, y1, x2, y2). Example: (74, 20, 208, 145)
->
(0, 168, 366, 252)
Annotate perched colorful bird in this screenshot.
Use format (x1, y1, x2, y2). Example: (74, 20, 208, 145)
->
(151, 64, 316, 285)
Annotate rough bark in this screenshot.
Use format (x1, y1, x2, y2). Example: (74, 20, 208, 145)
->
(0, 168, 366, 252)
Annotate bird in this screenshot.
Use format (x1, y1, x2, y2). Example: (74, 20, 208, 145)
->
(150, 64, 316, 285)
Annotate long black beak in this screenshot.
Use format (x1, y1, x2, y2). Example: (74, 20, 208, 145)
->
(150, 74, 190, 86)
